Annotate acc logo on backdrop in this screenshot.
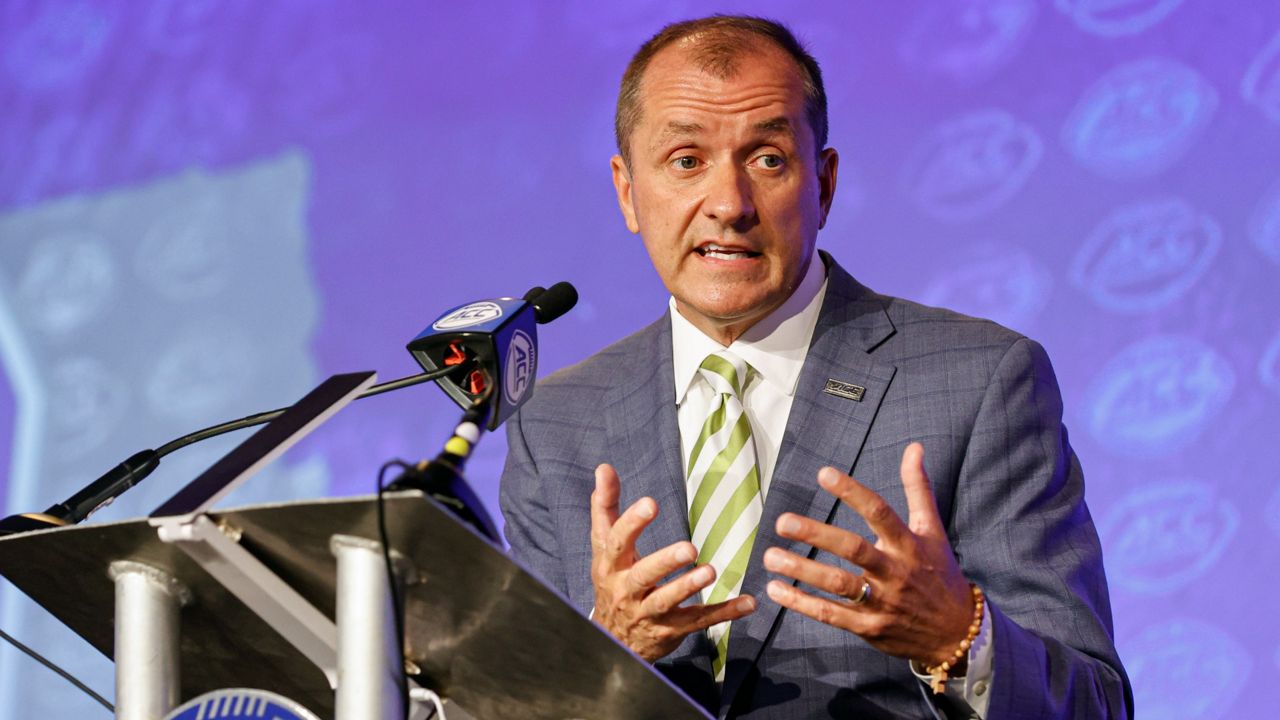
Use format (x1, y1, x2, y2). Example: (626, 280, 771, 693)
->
(898, 0, 1038, 83)
(1054, 0, 1186, 37)
(142, 0, 224, 56)
(46, 357, 129, 458)
(1125, 618, 1250, 719)
(3, 1, 114, 90)
(147, 322, 257, 423)
(1266, 482, 1280, 540)
(1260, 330, 1280, 395)
(920, 246, 1051, 331)
(902, 109, 1042, 222)
(1242, 30, 1280, 124)
(1083, 335, 1234, 457)
(1100, 481, 1238, 595)
(432, 301, 503, 330)
(1070, 197, 1221, 313)
(1063, 57, 1217, 180)
(17, 233, 115, 336)
(137, 193, 233, 300)
(1249, 177, 1280, 266)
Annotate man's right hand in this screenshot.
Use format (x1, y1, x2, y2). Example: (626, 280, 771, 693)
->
(590, 463, 757, 662)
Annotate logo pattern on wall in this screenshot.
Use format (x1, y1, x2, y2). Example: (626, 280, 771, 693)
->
(0, 3, 1276, 717)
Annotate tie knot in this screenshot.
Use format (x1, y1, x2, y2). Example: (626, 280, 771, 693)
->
(699, 350, 752, 398)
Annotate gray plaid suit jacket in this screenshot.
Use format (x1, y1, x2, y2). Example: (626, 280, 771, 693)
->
(500, 254, 1133, 719)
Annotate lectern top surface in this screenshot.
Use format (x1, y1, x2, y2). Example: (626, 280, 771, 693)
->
(0, 493, 713, 720)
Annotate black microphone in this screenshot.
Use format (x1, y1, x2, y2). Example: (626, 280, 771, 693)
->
(406, 281, 577, 431)
(530, 281, 578, 324)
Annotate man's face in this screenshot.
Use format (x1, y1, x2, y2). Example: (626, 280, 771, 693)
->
(611, 40, 838, 343)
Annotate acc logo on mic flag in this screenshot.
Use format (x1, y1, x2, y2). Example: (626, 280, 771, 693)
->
(432, 301, 503, 330)
(504, 329, 535, 407)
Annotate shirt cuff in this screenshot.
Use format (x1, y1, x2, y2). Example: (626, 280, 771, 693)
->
(909, 600, 994, 718)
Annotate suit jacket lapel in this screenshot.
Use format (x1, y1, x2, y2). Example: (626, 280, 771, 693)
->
(718, 258, 898, 717)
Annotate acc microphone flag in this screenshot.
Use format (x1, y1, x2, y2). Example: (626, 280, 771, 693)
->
(408, 297, 534, 430)
(407, 283, 576, 431)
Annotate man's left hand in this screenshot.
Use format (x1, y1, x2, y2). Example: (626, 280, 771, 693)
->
(763, 442, 975, 668)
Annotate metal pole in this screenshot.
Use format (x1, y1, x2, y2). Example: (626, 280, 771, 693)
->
(109, 561, 190, 720)
(332, 535, 413, 720)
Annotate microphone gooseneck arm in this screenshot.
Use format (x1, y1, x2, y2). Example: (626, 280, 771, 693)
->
(20, 364, 466, 530)
(2, 280, 578, 536)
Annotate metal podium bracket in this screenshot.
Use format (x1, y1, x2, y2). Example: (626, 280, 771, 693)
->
(156, 514, 340, 688)
(108, 561, 192, 720)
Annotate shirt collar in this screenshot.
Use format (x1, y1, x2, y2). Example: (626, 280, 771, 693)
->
(671, 252, 829, 404)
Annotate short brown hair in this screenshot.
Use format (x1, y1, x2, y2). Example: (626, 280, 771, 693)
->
(614, 15, 829, 167)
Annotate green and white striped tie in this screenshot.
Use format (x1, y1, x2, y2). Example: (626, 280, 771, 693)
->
(686, 350, 763, 681)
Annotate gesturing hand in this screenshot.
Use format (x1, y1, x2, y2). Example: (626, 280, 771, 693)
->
(591, 463, 756, 662)
(763, 443, 975, 667)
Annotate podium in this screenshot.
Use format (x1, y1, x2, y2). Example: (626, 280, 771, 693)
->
(0, 374, 712, 719)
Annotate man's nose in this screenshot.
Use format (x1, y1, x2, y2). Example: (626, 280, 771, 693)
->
(702, 164, 756, 227)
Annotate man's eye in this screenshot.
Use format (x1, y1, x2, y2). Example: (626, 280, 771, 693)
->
(673, 156, 699, 170)
(757, 154, 784, 169)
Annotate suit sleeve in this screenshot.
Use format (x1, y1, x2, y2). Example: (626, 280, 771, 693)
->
(950, 337, 1134, 719)
(499, 405, 568, 597)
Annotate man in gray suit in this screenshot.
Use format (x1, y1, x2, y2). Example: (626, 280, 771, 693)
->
(501, 15, 1132, 719)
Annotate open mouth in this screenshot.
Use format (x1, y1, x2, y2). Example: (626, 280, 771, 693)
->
(695, 242, 762, 260)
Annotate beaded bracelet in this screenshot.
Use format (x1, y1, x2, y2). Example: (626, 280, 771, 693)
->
(923, 583, 985, 694)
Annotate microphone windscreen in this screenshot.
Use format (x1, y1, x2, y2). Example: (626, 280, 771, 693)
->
(533, 281, 578, 324)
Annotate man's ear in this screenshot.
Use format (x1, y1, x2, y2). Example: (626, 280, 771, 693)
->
(816, 147, 839, 230)
(610, 155, 640, 234)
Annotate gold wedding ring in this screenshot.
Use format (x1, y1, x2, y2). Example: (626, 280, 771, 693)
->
(849, 580, 872, 606)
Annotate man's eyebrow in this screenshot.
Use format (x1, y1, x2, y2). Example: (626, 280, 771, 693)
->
(754, 117, 793, 134)
(650, 121, 704, 153)
(660, 120, 704, 138)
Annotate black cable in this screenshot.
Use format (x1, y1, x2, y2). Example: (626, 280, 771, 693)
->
(377, 459, 414, 720)
(0, 626, 113, 713)
(155, 365, 463, 458)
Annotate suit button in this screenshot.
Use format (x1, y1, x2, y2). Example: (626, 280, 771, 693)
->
(973, 680, 988, 696)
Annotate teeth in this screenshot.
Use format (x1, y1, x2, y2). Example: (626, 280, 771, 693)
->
(701, 243, 752, 257)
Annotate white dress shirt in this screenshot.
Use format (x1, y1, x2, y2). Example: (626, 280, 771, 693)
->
(669, 252, 994, 717)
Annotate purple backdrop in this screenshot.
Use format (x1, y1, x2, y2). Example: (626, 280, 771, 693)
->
(1, 1, 1278, 717)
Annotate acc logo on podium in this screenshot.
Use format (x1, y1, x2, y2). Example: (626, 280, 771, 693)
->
(164, 689, 319, 720)
(432, 301, 503, 330)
